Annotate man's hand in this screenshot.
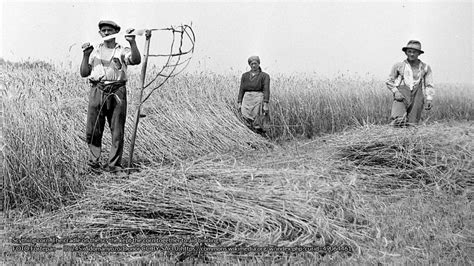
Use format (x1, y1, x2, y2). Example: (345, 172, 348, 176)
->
(263, 102, 269, 115)
(82, 42, 94, 56)
(126, 28, 141, 65)
(394, 91, 404, 101)
(80, 43, 93, 77)
(125, 28, 136, 42)
(425, 100, 433, 110)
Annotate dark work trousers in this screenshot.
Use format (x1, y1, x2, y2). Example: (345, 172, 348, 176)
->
(86, 82, 127, 167)
(391, 82, 424, 127)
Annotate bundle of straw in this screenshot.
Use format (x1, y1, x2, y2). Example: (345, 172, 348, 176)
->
(13, 155, 376, 253)
(335, 123, 473, 195)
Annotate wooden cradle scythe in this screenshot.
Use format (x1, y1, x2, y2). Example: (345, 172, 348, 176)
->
(124, 25, 195, 174)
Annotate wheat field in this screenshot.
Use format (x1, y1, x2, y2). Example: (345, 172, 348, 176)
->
(1, 61, 473, 264)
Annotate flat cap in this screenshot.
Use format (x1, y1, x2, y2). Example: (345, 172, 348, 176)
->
(98, 20, 121, 32)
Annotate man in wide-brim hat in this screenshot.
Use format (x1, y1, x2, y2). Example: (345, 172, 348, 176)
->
(80, 20, 142, 172)
(385, 40, 434, 127)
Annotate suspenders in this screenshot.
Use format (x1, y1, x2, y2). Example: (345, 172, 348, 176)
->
(398, 61, 425, 89)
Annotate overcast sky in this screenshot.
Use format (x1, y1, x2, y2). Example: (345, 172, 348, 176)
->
(1, 0, 473, 84)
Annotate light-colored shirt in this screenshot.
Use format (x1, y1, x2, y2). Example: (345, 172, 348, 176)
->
(88, 43, 132, 83)
(386, 60, 435, 101)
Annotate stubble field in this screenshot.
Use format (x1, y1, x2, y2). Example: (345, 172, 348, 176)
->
(1, 61, 473, 264)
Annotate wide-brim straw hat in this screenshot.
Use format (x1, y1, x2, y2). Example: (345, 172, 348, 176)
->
(402, 40, 424, 54)
(98, 20, 121, 32)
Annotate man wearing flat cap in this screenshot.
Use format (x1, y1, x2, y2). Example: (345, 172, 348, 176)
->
(386, 40, 434, 127)
(80, 20, 141, 172)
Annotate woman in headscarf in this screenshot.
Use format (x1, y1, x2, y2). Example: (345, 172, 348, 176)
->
(386, 40, 434, 127)
(237, 56, 270, 135)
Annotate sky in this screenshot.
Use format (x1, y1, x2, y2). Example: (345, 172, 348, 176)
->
(1, 0, 473, 84)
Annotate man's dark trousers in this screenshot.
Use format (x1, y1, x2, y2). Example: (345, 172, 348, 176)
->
(86, 82, 127, 168)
